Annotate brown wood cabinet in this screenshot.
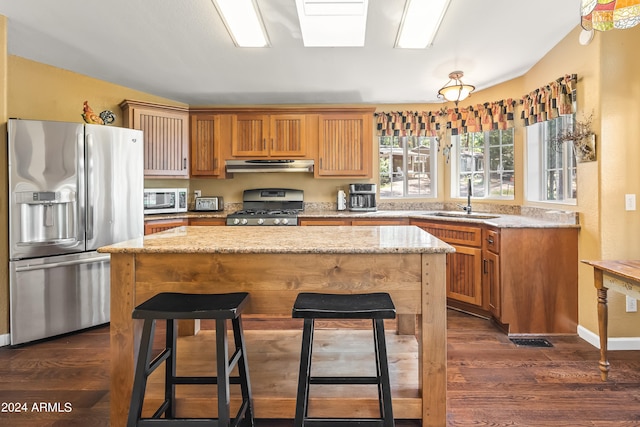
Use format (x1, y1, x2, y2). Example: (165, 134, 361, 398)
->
(189, 218, 226, 226)
(299, 217, 409, 226)
(144, 219, 188, 235)
(145, 217, 225, 234)
(190, 113, 230, 177)
(411, 219, 578, 335)
(483, 228, 501, 318)
(412, 221, 484, 309)
(317, 112, 372, 178)
(231, 113, 307, 157)
(120, 100, 189, 178)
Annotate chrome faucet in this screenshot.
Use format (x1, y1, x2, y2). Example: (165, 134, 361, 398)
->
(459, 177, 472, 214)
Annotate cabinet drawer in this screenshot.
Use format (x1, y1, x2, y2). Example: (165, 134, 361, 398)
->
(414, 222, 482, 247)
(484, 229, 500, 254)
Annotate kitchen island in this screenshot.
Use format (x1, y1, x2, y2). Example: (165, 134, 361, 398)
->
(98, 225, 454, 427)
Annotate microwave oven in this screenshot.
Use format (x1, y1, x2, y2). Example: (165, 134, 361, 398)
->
(143, 188, 188, 214)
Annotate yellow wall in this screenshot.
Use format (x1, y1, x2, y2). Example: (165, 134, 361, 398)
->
(3, 21, 640, 341)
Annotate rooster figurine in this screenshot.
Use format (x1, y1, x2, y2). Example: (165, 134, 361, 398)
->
(81, 101, 104, 125)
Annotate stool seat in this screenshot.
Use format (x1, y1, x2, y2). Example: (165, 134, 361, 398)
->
(293, 292, 396, 427)
(133, 292, 249, 319)
(292, 292, 396, 319)
(127, 292, 254, 427)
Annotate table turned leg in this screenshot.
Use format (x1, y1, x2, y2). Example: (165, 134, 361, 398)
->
(595, 275, 610, 381)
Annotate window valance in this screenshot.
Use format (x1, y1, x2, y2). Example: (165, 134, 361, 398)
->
(375, 73, 578, 137)
(520, 74, 577, 126)
(375, 100, 517, 137)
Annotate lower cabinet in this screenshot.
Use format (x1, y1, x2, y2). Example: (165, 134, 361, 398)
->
(144, 219, 189, 235)
(144, 217, 225, 234)
(299, 217, 409, 226)
(189, 218, 226, 226)
(411, 219, 578, 335)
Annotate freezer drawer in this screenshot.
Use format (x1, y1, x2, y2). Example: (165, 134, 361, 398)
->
(9, 252, 110, 345)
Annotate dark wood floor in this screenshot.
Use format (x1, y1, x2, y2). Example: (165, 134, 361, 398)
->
(1, 309, 639, 427)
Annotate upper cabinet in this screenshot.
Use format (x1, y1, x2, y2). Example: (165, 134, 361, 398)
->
(190, 113, 230, 178)
(231, 113, 307, 157)
(316, 111, 373, 178)
(120, 100, 189, 178)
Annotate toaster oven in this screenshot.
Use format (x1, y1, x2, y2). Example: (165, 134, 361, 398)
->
(143, 188, 188, 214)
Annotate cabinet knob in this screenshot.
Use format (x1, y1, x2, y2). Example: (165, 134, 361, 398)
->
(487, 237, 494, 244)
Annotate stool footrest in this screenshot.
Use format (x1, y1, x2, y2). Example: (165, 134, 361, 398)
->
(300, 419, 385, 427)
(138, 419, 221, 426)
(170, 376, 245, 385)
(147, 348, 171, 376)
(310, 376, 380, 385)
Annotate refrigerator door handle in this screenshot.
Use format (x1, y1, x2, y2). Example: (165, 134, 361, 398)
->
(14, 254, 110, 272)
(85, 133, 94, 241)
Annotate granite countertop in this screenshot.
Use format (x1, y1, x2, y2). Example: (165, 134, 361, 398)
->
(146, 208, 579, 229)
(98, 225, 455, 255)
(300, 209, 580, 228)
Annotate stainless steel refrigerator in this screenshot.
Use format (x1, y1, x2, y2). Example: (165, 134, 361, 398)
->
(7, 119, 144, 345)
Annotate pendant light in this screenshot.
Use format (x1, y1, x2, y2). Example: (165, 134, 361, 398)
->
(437, 71, 475, 105)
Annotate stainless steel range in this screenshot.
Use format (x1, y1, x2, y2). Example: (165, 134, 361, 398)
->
(226, 188, 303, 226)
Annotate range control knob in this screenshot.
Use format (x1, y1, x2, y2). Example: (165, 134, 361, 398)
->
(274, 218, 281, 225)
(240, 218, 248, 225)
(257, 218, 264, 225)
(233, 218, 241, 225)
(281, 218, 289, 225)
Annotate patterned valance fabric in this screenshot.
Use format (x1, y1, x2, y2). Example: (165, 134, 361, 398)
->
(375, 74, 578, 137)
(375, 99, 517, 137)
(520, 74, 577, 126)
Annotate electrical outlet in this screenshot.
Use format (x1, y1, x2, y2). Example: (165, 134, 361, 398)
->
(194, 190, 201, 198)
(625, 194, 636, 211)
(626, 295, 637, 312)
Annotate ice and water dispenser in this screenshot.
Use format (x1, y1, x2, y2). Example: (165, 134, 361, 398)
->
(15, 190, 77, 245)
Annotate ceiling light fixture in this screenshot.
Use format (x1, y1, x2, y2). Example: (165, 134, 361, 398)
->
(437, 71, 475, 105)
(295, 0, 368, 47)
(395, 0, 451, 48)
(212, 0, 270, 47)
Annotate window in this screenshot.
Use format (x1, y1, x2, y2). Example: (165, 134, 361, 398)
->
(379, 136, 437, 198)
(451, 129, 515, 199)
(525, 115, 577, 203)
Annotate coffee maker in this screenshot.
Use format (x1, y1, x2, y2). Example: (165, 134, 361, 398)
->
(348, 183, 377, 211)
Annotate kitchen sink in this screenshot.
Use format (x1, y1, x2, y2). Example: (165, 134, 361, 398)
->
(429, 212, 500, 220)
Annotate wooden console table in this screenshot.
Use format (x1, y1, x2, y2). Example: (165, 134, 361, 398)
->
(582, 260, 640, 381)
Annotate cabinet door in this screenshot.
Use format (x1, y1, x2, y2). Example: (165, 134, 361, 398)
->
(270, 114, 306, 157)
(144, 219, 189, 235)
(232, 114, 269, 157)
(189, 218, 226, 226)
(317, 113, 372, 177)
(484, 250, 501, 318)
(351, 218, 410, 226)
(133, 107, 189, 178)
(299, 218, 351, 226)
(191, 114, 223, 176)
(447, 245, 483, 307)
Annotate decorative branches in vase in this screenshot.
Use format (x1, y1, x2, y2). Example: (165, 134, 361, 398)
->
(551, 113, 596, 162)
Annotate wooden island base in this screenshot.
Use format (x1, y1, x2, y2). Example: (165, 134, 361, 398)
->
(100, 226, 452, 427)
(142, 326, 422, 419)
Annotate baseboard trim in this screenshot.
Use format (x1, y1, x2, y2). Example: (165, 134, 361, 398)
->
(578, 325, 640, 350)
(0, 333, 10, 347)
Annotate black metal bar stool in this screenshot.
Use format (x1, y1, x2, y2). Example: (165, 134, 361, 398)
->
(127, 292, 254, 427)
(292, 292, 396, 427)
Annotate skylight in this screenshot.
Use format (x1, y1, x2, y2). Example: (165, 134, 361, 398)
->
(395, 0, 451, 48)
(295, 0, 369, 47)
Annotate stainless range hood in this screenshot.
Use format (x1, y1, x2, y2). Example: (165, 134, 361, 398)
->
(226, 159, 314, 173)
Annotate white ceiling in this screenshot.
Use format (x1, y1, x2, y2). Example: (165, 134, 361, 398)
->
(0, 0, 581, 106)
